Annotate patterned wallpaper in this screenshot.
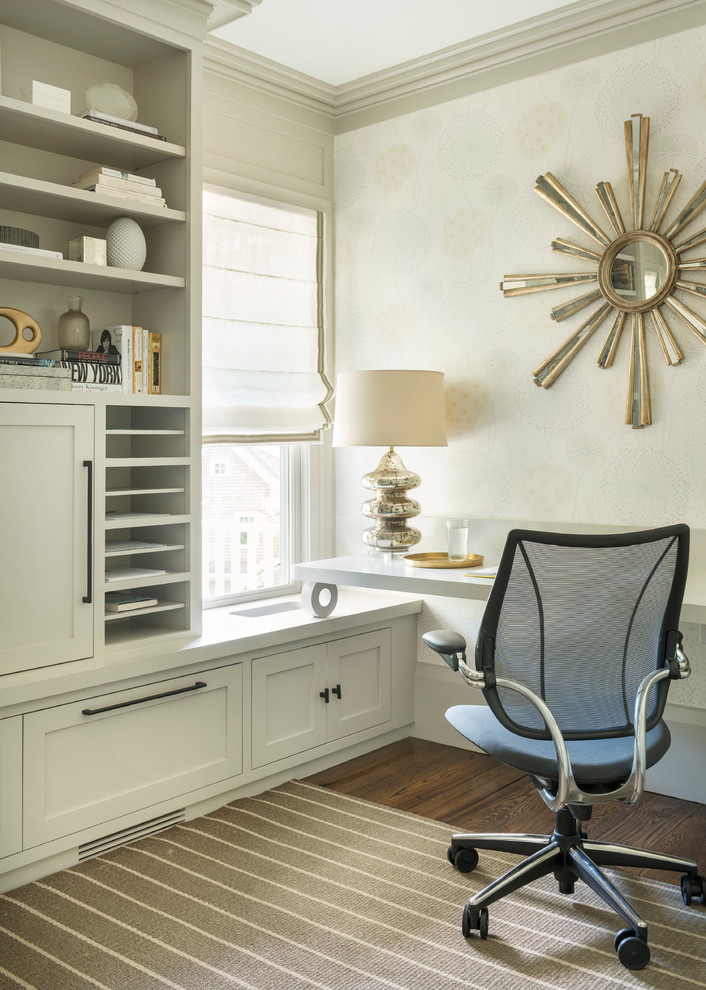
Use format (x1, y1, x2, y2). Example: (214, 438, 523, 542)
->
(332, 24, 706, 708)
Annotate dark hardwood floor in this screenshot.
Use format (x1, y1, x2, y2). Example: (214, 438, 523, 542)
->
(306, 737, 706, 886)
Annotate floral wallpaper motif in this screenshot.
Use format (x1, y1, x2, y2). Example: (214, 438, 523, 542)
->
(333, 24, 706, 707)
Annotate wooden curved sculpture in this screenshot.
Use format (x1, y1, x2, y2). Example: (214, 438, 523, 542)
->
(0, 307, 42, 353)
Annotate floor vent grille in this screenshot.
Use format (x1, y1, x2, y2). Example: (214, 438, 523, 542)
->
(78, 809, 186, 861)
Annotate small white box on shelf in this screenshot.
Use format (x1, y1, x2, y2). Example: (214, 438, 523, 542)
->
(69, 236, 107, 265)
(20, 80, 71, 113)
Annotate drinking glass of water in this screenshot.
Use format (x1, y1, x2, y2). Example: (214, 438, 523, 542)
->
(446, 517, 469, 561)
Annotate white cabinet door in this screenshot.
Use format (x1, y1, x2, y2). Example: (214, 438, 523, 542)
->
(327, 629, 391, 742)
(0, 403, 94, 674)
(23, 665, 243, 846)
(0, 717, 22, 859)
(251, 629, 392, 767)
(251, 644, 328, 768)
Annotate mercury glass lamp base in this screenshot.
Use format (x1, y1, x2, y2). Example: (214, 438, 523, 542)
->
(360, 447, 423, 552)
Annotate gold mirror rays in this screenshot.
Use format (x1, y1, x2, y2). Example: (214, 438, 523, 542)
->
(501, 112, 706, 427)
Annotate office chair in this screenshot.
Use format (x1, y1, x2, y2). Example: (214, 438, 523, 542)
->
(423, 525, 704, 971)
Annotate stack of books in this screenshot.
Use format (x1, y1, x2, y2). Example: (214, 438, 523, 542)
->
(0, 353, 71, 391)
(72, 167, 167, 208)
(92, 325, 161, 394)
(80, 109, 166, 142)
(39, 348, 123, 392)
(0, 224, 63, 260)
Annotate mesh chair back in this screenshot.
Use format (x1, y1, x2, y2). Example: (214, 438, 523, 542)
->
(475, 526, 689, 740)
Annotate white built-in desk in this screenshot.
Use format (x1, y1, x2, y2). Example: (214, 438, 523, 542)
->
(294, 520, 706, 625)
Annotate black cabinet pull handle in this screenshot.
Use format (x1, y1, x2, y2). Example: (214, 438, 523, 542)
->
(332, 684, 342, 699)
(319, 687, 329, 703)
(83, 459, 93, 604)
(82, 681, 207, 716)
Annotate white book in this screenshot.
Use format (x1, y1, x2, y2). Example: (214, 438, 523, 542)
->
(0, 242, 63, 259)
(73, 175, 163, 197)
(94, 325, 133, 394)
(70, 381, 123, 392)
(80, 109, 158, 134)
(90, 187, 166, 207)
(77, 166, 156, 187)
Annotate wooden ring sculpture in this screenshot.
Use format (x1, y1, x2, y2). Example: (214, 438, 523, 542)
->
(0, 307, 42, 353)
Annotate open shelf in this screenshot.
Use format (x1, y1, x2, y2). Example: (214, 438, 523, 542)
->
(105, 542, 185, 557)
(104, 600, 185, 622)
(106, 487, 186, 496)
(0, 170, 185, 226)
(0, 248, 185, 292)
(0, 95, 185, 169)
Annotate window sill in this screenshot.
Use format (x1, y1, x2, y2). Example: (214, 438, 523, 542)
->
(196, 587, 423, 661)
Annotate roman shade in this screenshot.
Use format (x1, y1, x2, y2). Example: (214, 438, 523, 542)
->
(202, 187, 333, 443)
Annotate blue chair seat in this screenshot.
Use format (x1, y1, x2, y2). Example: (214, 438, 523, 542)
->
(446, 704, 671, 786)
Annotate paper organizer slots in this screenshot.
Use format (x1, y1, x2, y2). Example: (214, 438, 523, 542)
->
(93, 325, 161, 394)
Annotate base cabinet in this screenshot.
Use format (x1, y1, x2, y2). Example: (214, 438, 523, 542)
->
(0, 717, 22, 859)
(1, 610, 418, 892)
(251, 629, 392, 768)
(23, 665, 243, 847)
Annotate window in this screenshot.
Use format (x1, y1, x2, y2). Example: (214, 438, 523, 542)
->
(201, 188, 331, 606)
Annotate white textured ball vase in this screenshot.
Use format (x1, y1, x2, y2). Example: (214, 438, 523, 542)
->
(106, 217, 147, 271)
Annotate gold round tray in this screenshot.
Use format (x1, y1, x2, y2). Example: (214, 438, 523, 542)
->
(403, 552, 484, 569)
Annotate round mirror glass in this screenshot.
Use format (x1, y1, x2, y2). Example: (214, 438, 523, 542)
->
(609, 239, 670, 303)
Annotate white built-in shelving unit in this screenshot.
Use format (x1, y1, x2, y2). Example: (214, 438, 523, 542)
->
(0, 0, 203, 669)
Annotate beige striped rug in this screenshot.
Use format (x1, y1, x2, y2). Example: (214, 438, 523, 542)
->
(0, 781, 703, 990)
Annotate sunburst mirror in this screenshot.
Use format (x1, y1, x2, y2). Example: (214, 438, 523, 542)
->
(501, 113, 706, 428)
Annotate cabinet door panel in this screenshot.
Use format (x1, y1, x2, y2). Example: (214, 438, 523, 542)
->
(0, 717, 22, 859)
(23, 665, 242, 846)
(327, 630, 391, 742)
(0, 403, 93, 674)
(252, 645, 327, 767)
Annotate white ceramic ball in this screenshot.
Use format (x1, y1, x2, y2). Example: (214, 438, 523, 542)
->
(106, 217, 147, 271)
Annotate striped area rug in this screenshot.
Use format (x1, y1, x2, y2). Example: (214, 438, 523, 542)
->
(0, 781, 703, 990)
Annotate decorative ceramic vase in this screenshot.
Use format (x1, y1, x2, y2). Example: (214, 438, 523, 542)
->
(57, 296, 90, 350)
(106, 217, 147, 271)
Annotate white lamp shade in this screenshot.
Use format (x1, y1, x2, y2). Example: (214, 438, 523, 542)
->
(332, 369, 447, 447)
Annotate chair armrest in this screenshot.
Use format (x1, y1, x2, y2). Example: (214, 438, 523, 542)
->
(422, 630, 467, 671)
(492, 661, 676, 813)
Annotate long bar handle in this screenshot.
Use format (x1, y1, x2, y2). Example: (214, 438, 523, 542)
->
(82, 459, 93, 604)
(82, 681, 207, 716)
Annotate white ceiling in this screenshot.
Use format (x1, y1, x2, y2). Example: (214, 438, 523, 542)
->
(210, 0, 581, 86)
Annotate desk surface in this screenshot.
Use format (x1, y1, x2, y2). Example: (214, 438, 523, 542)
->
(294, 553, 706, 624)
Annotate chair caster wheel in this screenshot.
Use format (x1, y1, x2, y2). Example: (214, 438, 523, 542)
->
(450, 846, 479, 873)
(615, 929, 650, 970)
(462, 904, 489, 939)
(681, 873, 706, 905)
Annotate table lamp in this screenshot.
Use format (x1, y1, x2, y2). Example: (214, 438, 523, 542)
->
(332, 369, 447, 552)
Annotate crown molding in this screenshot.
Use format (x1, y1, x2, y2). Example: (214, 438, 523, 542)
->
(335, 0, 706, 117)
(207, 0, 262, 31)
(204, 37, 338, 115)
(204, 0, 706, 130)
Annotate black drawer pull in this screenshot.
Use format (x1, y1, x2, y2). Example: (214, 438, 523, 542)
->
(332, 684, 342, 699)
(82, 681, 207, 716)
(319, 687, 329, 703)
(82, 459, 93, 604)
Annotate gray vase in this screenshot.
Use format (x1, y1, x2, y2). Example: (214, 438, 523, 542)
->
(57, 295, 90, 350)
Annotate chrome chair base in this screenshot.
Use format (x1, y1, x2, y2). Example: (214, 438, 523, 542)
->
(448, 808, 703, 971)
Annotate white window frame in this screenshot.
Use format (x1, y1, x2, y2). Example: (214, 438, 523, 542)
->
(200, 179, 334, 610)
